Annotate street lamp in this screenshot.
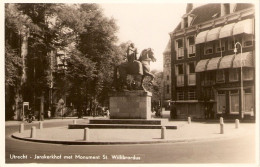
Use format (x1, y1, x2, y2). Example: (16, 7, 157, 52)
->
(234, 42, 243, 119)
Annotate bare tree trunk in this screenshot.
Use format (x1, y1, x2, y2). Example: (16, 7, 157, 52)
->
(21, 26, 29, 85)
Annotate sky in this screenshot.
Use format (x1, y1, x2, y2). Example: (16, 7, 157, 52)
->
(100, 3, 204, 71)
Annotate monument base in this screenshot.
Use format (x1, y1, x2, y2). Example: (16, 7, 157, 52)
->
(109, 90, 152, 119)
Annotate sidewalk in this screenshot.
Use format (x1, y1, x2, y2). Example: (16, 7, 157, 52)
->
(11, 118, 256, 145)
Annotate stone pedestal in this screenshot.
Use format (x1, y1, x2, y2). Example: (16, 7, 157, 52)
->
(109, 90, 152, 119)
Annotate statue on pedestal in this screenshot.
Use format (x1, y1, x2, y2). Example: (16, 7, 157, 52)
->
(114, 44, 156, 91)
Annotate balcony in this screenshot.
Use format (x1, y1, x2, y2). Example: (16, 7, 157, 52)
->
(188, 73, 196, 85)
(177, 75, 184, 87)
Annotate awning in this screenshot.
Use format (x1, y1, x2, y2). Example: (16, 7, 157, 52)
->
(195, 59, 210, 72)
(233, 19, 253, 35)
(206, 27, 222, 42)
(219, 23, 236, 38)
(195, 30, 209, 44)
(233, 52, 254, 68)
(219, 54, 235, 69)
(207, 57, 222, 70)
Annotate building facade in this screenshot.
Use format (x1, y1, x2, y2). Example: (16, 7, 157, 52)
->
(169, 3, 255, 119)
(162, 40, 172, 109)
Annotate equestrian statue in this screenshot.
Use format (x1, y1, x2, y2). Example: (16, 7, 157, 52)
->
(114, 43, 156, 91)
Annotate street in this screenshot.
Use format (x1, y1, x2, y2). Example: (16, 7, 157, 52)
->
(5, 120, 256, 164)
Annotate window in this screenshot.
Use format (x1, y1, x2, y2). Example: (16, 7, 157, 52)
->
(205, 71, 216, 85)
(177, 91, 184, 100)
(188, 90, 196, 100)
(217, 90, 226, 114)
(187, 62, 196, 85)
(243, 35, 253, 47)
(187, 36, 195, 57)
(176, 64, 184, 87)
(187, 62, 195, 74)
(216, 70, 225, 83)
(244, 88, 252, 94)
(229, 68, 239, 82)
(204, 43, 213, 55)
(230, 90, 239, 114)
(176, 39, 184, 59)
(57, 55, 68, 70)
(228, 37, 242, 50)
(244, 88, 254, 113)
(243, 68, 254, 80)
(216, 40, 226, 53)
(175, 64, 184, 75)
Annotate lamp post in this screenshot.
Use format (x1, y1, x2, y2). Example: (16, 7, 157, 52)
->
(234, 42, 243, 119)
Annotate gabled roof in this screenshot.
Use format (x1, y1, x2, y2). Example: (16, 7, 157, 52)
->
(173, 3, 254, 32)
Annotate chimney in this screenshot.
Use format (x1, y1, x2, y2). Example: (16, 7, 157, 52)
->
(221, 3, 230, 16)
(186, 3, 193, 14)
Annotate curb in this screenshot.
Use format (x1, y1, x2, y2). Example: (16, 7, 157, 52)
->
(11, 132, 242, 145)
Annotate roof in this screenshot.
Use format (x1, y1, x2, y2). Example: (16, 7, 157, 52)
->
(163, 39, 171, 54)
(174, 3, 254, 32)
(235, 3, 254, 11)
(191, 4, 220, 26)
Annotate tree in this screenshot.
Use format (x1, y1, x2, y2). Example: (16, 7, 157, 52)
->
(5, 3, 41, 120)
(143, 70, 163, 104)
(74, 4, 119, 112)
(5, 3, 127, 119)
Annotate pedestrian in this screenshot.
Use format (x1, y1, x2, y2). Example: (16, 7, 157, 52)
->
(106, 109, 110, 118)
(170, 101, 177, 119)
(47, 107, 51, 119)
(204, 105, 208, 119)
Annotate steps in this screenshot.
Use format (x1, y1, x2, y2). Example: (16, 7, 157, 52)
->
(89, 119, 161, 125)
(68, 119, 177, 129)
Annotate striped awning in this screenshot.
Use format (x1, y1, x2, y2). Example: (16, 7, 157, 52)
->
(219, 23, 236, 38)
(219, 54, 235, 69)
(206, 27, 222, 42)
(195, 30, 209, 44)
(195, 59, 210, 72)
(233, 19, 253, 35)
(233, 52, 254, 68)
(207, 57, 222, 71)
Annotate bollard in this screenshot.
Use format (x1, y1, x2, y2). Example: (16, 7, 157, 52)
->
(235, 119, 239, 129)
(220, 117, 224, 124)
(39, 122, 43, 129)
(220, 123, 224, 134)
(161, 126, 166, 139)
(84, 128, 89, 141)
(188, 117, 191, 124)
(19, 123, 24, 133)
(73, 120, 77, 124)
(30, 126, 36, 138)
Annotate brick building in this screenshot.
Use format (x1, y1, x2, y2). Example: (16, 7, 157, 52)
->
(169, 3, 255, 119)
